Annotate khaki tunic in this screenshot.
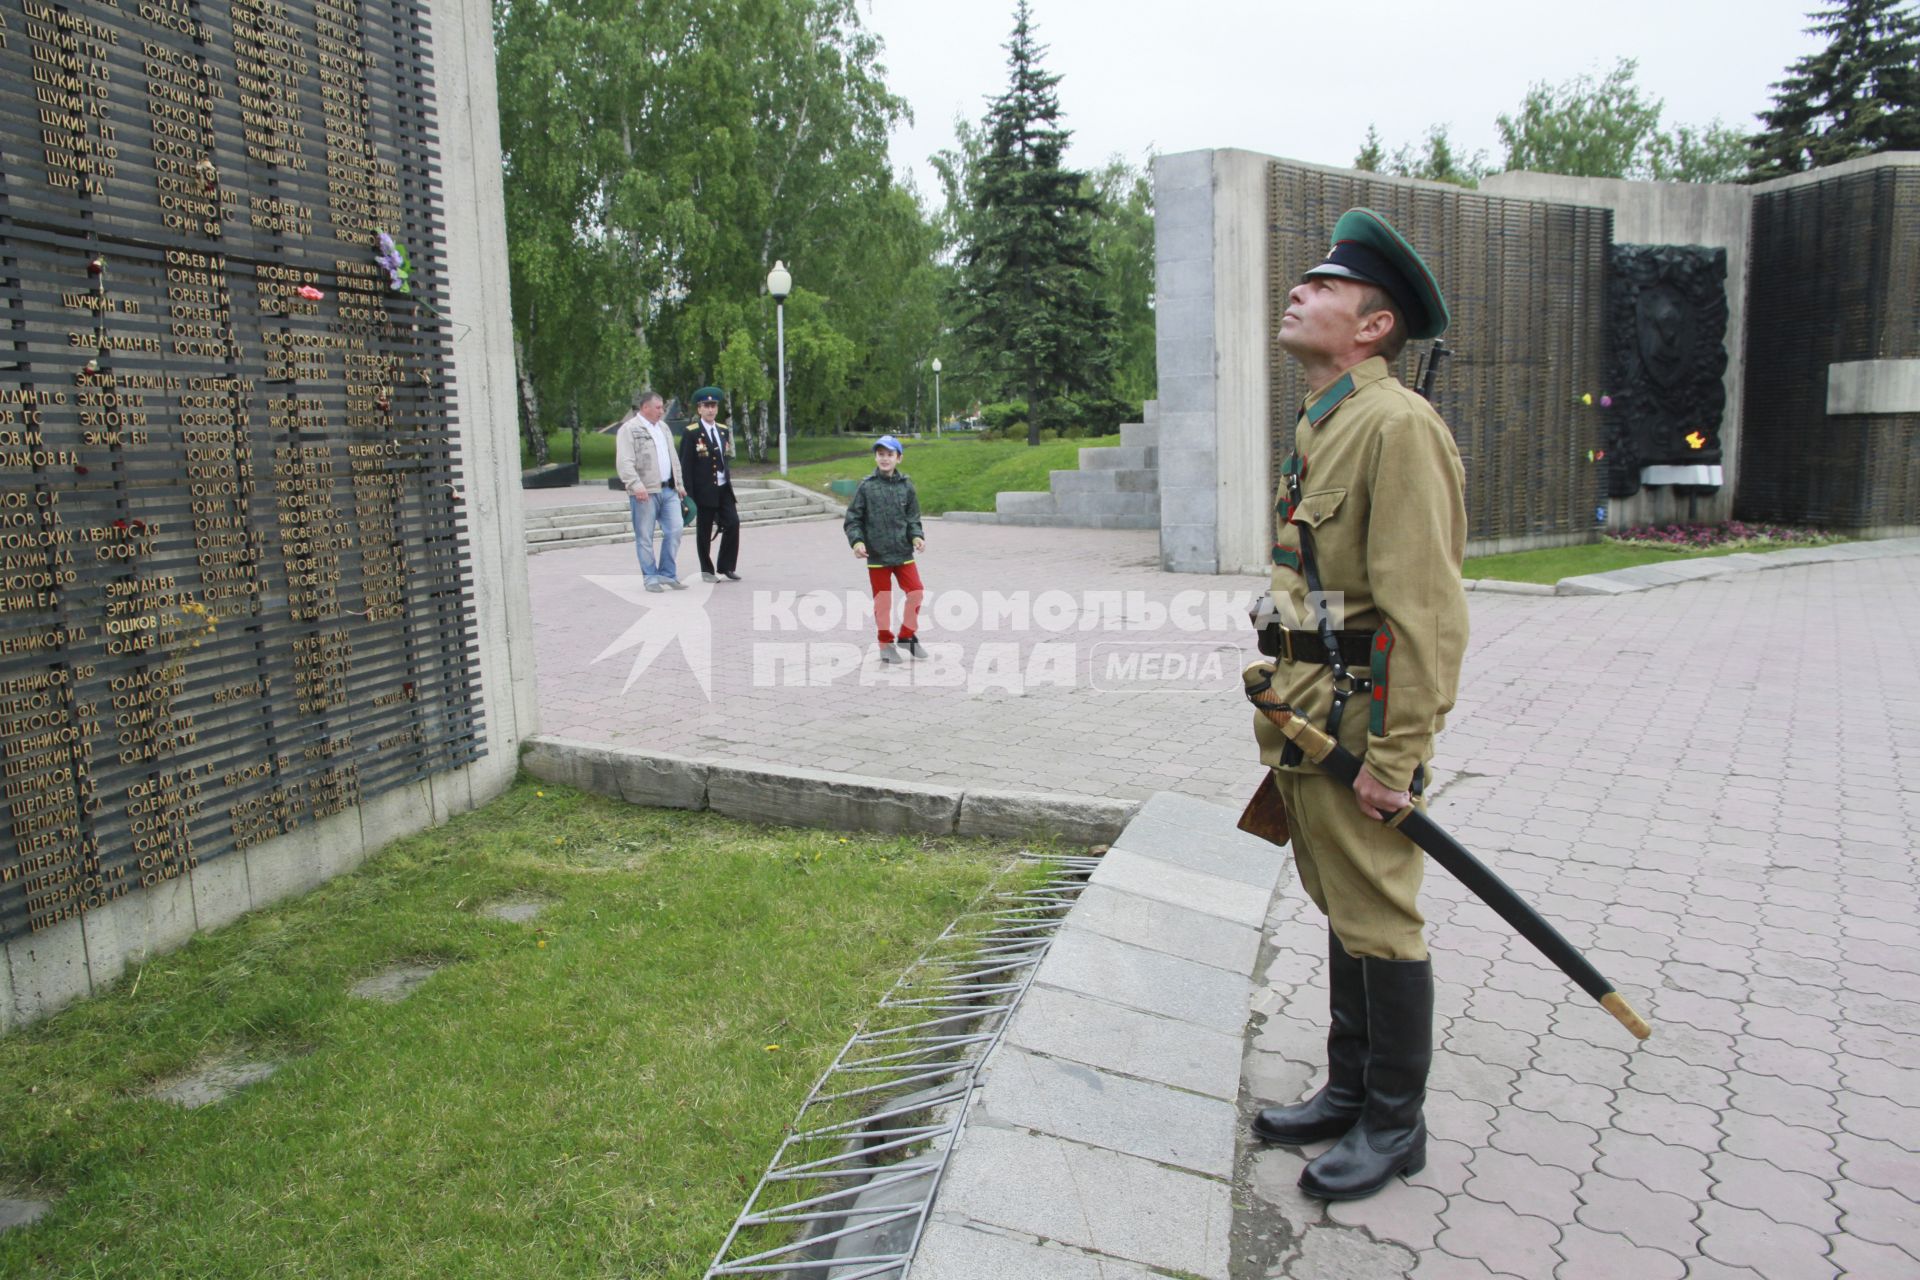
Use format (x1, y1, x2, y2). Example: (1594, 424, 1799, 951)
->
(1253, 356, 1469, 959)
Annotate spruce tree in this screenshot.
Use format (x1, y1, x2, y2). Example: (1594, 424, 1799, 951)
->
(1354, 125, 1386, 172)
(955, 1, 1114, 445)
(1748, 0, 1920, 179)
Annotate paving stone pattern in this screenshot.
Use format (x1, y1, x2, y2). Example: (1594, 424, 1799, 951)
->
(532, 522, 1920, 1278)
(531, 521, 1268, 805)
(1238, 545, 1920, 1279)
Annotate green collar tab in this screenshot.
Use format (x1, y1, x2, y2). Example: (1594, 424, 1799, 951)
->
(1304, 372, 1357, 427)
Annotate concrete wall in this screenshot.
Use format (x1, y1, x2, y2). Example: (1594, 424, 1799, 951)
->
(1153, 150, 1273, 575)
(1, 0, 532, 1034)
(1481, 171, 1752, 529)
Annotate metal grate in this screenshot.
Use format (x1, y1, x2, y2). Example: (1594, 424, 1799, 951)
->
(1737, 165, 1920, 530)
(1266, 165, 1611, 548)
(704, 852, 1102, 1279)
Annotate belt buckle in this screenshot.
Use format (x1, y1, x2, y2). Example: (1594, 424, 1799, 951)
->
(1280, 627, 1295, 663)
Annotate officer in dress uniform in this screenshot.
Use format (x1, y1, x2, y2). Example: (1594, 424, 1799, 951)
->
(678, 386, 741, 582)
(1248, 209, 1470, 1202)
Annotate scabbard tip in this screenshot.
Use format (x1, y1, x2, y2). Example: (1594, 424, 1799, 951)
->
(1602, 991, 1652, 1041)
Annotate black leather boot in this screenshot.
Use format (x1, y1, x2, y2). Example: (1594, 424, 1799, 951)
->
(1252, 930, 1367, 1144)
(1298, 955, 1433, 1200)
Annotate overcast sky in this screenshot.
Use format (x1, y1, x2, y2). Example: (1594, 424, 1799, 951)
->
(862, 0, 1830, 197)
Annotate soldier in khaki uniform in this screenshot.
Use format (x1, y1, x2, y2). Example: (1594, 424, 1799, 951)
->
(1248, 209, 1469, 1202)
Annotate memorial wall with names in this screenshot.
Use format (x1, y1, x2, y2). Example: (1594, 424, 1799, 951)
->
(0, 0, 484, 943)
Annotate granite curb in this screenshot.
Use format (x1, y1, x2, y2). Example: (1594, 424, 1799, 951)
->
(915, 791, 1287, 1279)
(519, 736, 1139, 844)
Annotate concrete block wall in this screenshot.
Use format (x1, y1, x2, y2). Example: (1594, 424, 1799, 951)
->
(1153, 151, 1252, 574)
(2, 0, 532, 1033)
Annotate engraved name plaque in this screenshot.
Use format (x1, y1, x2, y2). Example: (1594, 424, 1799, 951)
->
(0, 0, 483, 941)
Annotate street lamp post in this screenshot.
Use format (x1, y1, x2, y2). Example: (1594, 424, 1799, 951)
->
(931, 358, 942, 437)
(766, 261, 791, 475)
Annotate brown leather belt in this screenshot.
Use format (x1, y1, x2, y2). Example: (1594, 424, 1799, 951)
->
(1258, 624, 1374, 666)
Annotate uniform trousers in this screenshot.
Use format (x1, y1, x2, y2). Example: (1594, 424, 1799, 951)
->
(695, 488, 740, 575)
(1272, 766, 1428, 961)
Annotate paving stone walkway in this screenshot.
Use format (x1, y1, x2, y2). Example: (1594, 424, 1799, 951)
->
(529, 520, 1920, 1278)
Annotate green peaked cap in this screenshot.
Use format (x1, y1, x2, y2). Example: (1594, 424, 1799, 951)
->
(1302, 207, 1450, 341)
(692, 386, 724, 404)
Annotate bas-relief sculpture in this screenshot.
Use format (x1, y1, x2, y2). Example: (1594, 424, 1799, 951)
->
(1604, 246, 1730, 499)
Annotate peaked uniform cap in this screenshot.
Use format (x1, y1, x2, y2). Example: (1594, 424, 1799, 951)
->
(692, 386, 724, 404)
(1302, 208, 1450, 341)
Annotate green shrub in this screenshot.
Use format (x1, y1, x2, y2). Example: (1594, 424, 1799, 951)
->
(979, 400, 1029, 431)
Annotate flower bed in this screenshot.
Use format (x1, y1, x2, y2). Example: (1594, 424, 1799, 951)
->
(1609, 521, 1838, 550)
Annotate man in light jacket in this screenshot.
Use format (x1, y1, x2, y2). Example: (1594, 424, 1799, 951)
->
(614, 389, 688, 591)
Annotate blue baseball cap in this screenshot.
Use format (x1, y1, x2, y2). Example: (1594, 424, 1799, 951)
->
(875, 435, 904, 454)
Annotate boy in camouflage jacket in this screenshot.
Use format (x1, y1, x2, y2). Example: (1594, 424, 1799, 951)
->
(844, 435, 927, 664)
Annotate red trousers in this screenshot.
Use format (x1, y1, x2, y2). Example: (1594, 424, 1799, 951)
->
(866, 562, 924, 642)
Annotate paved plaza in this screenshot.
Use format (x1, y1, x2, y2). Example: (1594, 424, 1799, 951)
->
(529, 513, 1920, 1278)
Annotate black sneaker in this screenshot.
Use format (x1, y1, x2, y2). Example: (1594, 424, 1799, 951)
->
(901, 636, 927, 658)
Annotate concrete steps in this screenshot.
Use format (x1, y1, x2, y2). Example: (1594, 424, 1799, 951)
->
(981, 404, 1161, 531)
(524, 478, 842, 554)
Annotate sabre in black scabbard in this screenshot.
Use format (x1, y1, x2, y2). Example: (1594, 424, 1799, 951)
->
(1242, 663, 1652, 1042)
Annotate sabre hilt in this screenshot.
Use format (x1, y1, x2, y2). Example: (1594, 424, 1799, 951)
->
(1242, 663, 1339, 768)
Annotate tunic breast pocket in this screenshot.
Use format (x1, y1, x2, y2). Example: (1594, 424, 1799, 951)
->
(1291, 487, 1348, 530)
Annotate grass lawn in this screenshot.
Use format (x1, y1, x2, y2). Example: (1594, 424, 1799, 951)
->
(784, 435, 1119, 515)
(1463, 538, 1827, 584)
(522, 431, 891, 482)
(0, 778, 1038, 1279)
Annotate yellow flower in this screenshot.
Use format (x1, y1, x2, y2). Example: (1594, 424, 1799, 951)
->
(764, 1044, 780, 1052)
(537, 939, 547, 949)
(536, 790, 545, 797)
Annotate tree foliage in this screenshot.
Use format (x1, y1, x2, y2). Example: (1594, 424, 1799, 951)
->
(1353, 125, 1386, 173)
(494, 0, 940, 450)
(1494, 58, 1747, 182)
(1748, 0, 1920, 179)
(1352, 124, 1491, 187)
(1089, 157, 1156, 407)
(952, 1, 1116, 445)
(1390, 126, 1492, 187)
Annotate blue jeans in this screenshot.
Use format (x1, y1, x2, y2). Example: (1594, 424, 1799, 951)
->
(629, 490, 683, 583)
